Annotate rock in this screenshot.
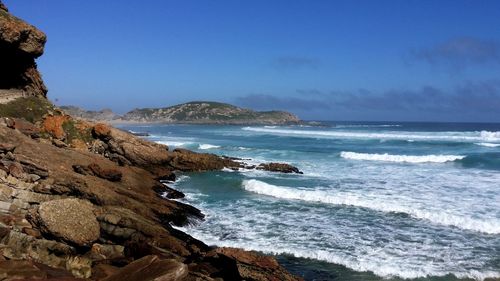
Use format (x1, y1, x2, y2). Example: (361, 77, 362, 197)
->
(89, 139, 107, 154)
(70, 138, 88, 151)
(152, 184, 184, 199)
(92, 124, 171, 170)
(19, 159, 49, 178)
(0, 2, 47, 97)
(65, 256, 92, 279)
(3, 151, 15, 161)
(0, 143, 16, 153)
(29, 198, 100, 247)
(7, 118, 40, 138)
(22, 227, 42, 238)
(92, 263, 120, 280)
(72, 163, 122, 182)
(0, 260, 79, 280)
(108, 153, 132, 166)
(92, 123, 112, 140)
(102, 255, 188, 281)
(0, 2, 7, 12)
(42, 115, 70, 140)
(52, 138, 68, 148)
(87, 163, 122, 182)
(155, 171, 176, 182)
(8, 162, 25, 179)
(96, 206, 169, 240)
(169, 148, 241, 172)
(256, 162, 303, 174)
(0, 230, 75, 268)
(211, 247, 303, 281)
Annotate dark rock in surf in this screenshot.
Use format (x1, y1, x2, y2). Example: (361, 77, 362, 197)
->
(257, 162, 303, 174)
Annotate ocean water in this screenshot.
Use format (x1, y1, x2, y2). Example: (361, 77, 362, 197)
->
(118, 122, 500, 281)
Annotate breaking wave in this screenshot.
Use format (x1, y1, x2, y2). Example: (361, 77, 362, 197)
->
(340, 151, 465, 163)
(242, 179, 500, 234)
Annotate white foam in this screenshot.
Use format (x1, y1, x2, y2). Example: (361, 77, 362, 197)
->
(340, 151, 465, 163)
(178, 228, 500, 281)
(198, 144, 221, 150)
(242, 127, 500, 143)
(242, 180, 500, 234)
(475, 142, 500, 147)
(155, 140, 190, 147)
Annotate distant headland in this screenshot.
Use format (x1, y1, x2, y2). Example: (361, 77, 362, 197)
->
(61, 101, 302, 125)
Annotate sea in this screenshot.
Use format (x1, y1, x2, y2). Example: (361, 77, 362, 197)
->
(116, 121, 500, 281)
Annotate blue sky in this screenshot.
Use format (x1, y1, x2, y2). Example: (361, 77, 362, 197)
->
(5, 0, 500, 121)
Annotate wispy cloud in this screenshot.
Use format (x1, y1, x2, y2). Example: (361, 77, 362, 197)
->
(235, 80, 500, 119)
(271, 56, 321, 70)
(411, 37, 500, 70)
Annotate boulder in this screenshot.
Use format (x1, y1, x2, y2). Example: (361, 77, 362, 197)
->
(102, 255, 187, 281)
(42, 115, 70, 140)
(29, 198, 100, 247)
(256, 162, 303, 174)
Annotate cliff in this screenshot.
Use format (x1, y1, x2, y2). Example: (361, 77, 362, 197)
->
(122, 101, 301, 125)
(0, 2, 302, 281)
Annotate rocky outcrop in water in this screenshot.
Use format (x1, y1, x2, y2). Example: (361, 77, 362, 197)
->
(0, 2, 303, 280)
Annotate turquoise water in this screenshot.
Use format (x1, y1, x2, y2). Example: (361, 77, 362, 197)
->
(118, 122, 500, 281)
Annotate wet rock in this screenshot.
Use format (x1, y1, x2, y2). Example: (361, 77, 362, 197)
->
(152, 184, 184, 199)
(211, 247, 303, 281)
(102, 255, 188, 281)
(155, 170, 176, 182)
(256, 162, 303, 174)
(29, 198, 100, 247)
(169, 148, 241, 172)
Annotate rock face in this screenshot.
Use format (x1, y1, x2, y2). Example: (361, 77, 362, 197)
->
(122, 101, 302, 125)
(29, 198, 100, 246)
(0, 1, 47, 98)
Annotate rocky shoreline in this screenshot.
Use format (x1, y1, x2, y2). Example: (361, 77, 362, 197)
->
(0, 2, 303, 280)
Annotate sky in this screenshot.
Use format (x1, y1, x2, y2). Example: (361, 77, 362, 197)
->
(5, 0, 500, 122)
